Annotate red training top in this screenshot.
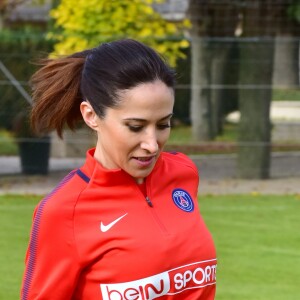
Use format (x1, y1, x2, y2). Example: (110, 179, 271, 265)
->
(21, 149, 217, 300)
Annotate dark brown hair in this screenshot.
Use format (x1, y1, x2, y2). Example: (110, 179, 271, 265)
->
(30, 39, 176, 137)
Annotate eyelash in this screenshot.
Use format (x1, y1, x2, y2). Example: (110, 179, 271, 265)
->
(158, 124, 171, 130)
(128, 124, 171, 133)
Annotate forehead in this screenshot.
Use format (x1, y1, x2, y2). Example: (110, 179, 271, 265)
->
(115, 81, 174, 114)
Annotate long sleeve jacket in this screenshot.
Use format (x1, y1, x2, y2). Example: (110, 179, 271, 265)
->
(21, 149, 217, 300)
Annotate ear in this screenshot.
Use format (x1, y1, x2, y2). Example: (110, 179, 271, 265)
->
(80, 101, 99, 130)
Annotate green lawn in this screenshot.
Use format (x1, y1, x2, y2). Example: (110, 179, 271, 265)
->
(200, 195, 300, 300)
(168, 123, 238, 144)
(0, 194, 300, 299)
(0, 195, 40, 299)
(272, 88, 300, 101)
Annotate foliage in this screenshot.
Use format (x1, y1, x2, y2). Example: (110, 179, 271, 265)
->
(0, 129, 18, 155)
(49, 0, 190, 66)
(287, 0, 300, 22)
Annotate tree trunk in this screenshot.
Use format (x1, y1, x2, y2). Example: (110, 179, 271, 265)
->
(238, 40, 274, 179)
(272, 36, 299, 88)
(190, 36, 213, 141)
(0, 12, 4, 30)
(221, 41, 240, 117)
(237, 0, 279, 179)
(210, 41, 232, 136)
(188, 0, 239, 141)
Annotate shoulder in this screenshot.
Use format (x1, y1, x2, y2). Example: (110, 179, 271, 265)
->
(159, 152, 199, 200)
(161, 151, 198, 175)
(162, 151, 197, 168)
(34, 170, 89, 221)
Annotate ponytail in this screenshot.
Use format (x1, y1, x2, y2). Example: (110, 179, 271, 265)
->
(30, 50, 89, 138)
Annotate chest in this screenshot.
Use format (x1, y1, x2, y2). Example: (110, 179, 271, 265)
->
(72, 186, 216, 299)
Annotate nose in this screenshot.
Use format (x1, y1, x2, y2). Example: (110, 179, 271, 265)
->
(140, 130, 159, 154)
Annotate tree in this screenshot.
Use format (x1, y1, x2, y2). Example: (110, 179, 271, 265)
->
(272, 1, 299, 88)
(188, 0, 239, 141)
(237, 5, 274, 179)
(237, 0, 297, 179)
(188, 0, 298, 179)
(49, 0, 190, 66)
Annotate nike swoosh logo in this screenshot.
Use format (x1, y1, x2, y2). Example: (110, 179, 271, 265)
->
(100, 213, 128, 233)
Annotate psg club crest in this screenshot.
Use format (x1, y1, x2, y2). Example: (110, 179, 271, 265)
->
(172, 189, 194, 212)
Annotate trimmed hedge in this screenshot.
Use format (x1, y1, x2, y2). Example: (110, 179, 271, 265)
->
(0, 30, 54, 129)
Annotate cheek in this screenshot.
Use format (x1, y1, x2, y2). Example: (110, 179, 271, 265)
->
(158, 130, 171, 146)
(99, 126, 124, 150)
(110, 128, 138, 151)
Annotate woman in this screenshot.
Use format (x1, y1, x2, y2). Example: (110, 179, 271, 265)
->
(21, 39, 217, 299)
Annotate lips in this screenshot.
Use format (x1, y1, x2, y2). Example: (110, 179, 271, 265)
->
(133, 156, 156, 167)
(137, 157, 153, 161)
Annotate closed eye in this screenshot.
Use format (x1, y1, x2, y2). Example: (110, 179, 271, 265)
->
(128, 125, 143, 132)
(124, 113, 173, 133)
(128, 124, 170, 132)
(157, 124, 171, 130)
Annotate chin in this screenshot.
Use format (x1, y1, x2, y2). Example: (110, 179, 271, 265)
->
(129, 169, 153, 180)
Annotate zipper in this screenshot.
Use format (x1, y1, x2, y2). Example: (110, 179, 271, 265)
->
(133, 177, 169, 234)
(148, 200, 169, 234)
(144, 179, 169, 235)
(145, 196, 153, 207)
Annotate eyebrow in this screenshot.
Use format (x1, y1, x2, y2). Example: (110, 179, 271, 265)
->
(123, 113, 173, 122)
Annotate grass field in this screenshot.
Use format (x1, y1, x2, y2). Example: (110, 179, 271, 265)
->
(0, 194, 300, 299)
(200, 195, 300, 300)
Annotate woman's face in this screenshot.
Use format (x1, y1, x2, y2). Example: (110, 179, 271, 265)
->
(89, 80, 174, 182)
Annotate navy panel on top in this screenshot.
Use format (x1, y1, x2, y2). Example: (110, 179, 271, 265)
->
(76, 169, 90, 183)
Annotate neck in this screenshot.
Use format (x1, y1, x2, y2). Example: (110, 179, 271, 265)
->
(135, 178, 144, 184)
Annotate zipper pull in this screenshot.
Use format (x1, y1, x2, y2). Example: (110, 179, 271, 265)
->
(145, 196, 153, 207)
